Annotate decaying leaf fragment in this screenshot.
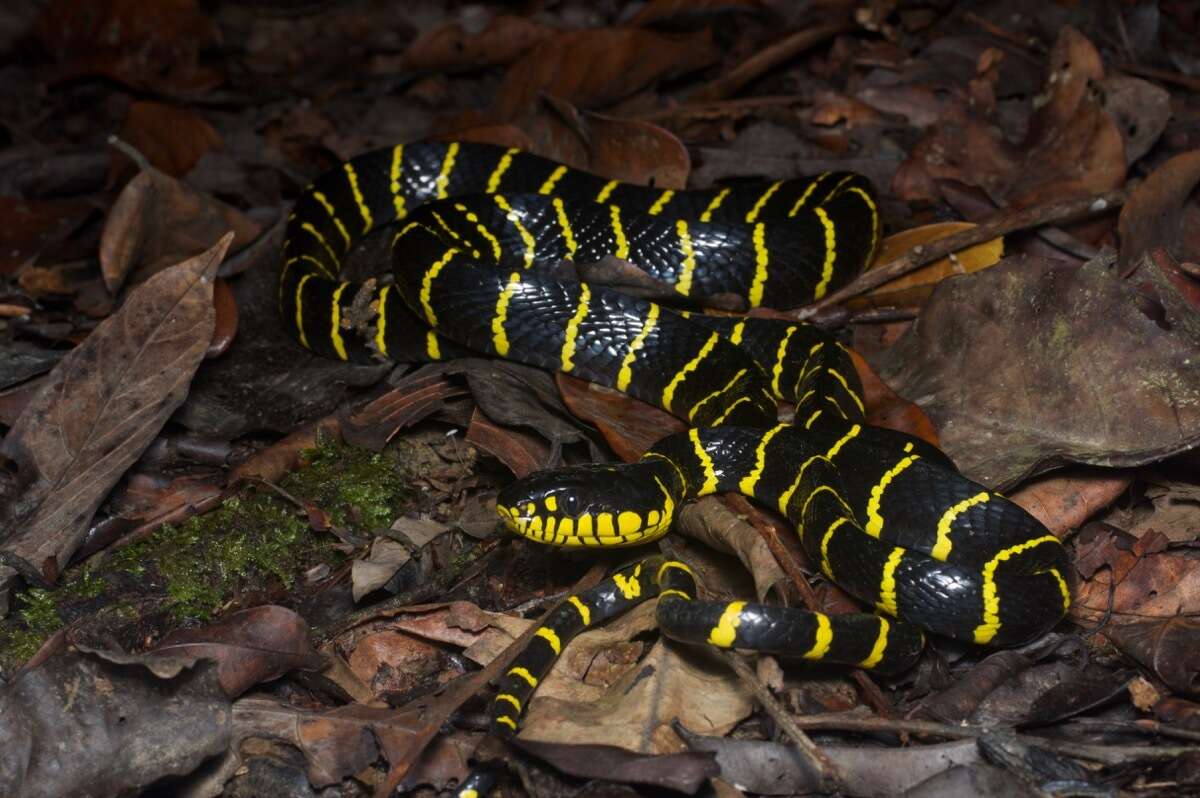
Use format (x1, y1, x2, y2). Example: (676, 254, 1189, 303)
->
(876, 251, 1200, 487)
(0, 644, 230, 797)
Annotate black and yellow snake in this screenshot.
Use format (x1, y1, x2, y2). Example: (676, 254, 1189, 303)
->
(279, 141, 1071, 756)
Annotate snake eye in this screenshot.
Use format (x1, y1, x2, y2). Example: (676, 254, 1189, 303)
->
(557, 491, 580, 514)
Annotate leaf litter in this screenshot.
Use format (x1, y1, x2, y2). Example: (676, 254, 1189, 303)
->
(1, 2, 1200, 797)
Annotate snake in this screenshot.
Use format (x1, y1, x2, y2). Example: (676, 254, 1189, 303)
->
(279, 140, 1072, 771)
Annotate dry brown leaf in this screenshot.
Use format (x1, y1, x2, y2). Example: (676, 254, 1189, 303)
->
(207, 277, 238, 358)
(402, 14, 552, 72)
(151, 605, 324, 697)
(557, 374, 685, 462)
(521, 636, 752, 751)
(493, 27, 719, 120)
(1118, 149, 1200, 268)
(0, 645, 229, 797)
(1100, 75, 1171, 166)
(347, 630, 447, 699)
(436, 123, 534, 152)
(675, 498, 786, 602)
(99, 167, 260, 294)
(1008, 467, 1133, 536)
(577, 112, 691, 189)
(0, 235, 232, 584)
(230, 697, 419, 791)
(1072, 526, 1200, 623)
(849, 221, 1004, 309)
(1106, 619, 1200, 697)
(115, 101, 222, 179)
(351, 538, 412, 602)
(465, 406, 551, 478)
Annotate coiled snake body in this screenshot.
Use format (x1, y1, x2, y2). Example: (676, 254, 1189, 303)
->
(280, 141, 1071, 743)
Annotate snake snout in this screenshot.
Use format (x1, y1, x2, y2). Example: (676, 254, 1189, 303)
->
(497, 464, 675, 547)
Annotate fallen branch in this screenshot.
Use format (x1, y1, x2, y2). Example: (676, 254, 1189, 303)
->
(794, 188, 1128, 320)
(783, 711, 1200, 765)
(717, 649, 842, 792)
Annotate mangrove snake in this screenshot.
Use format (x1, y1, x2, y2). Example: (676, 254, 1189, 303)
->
(279, 140, 1071, 762)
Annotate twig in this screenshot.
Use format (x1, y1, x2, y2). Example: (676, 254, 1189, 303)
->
(779, 711, 1200, 765)
(636, 94, 810, 123)
(106, 134, 152, 172)
(723, 494, 895, 718)
(717, 648, 843, 792)
(691, 20, 854, 103)
(962, 11, 1044, 52)
(1074, 718, 1200, 744)
(1116, 62, 1200, 93)
(794, 189, 1127, 319)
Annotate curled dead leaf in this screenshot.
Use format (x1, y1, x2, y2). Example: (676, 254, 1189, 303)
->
(1106, 618, 1200, 697)
(152, 605, 324, 697)
(493, 27, 719, 120)
(849, 221, 1004, 309)
(1118, 149, 1200, 268)
(99, 167, 260, 294)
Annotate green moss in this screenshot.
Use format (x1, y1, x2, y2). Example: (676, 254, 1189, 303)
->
(0, 436, 416, 669)
(288, 434, 414, 532)
(2, 588, 64, 662)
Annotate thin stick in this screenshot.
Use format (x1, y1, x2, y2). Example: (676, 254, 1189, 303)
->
(781, 711, 1200, 765)
(636, 94, 810, 123)
(717, 648, 842, 791)
(1116, 62, 1200, 93)
(794, 189, 1127, 319)
(691, 20, 854, 103)
(107, 135, 152, 172)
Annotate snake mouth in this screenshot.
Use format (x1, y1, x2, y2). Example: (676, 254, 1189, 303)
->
(496, 464, 675, 547)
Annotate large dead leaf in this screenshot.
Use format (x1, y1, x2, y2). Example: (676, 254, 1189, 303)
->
(1105, 617, 1200, 696)
(874, 251, 1200, 488)
(0, 644, 230, 797)
(0, 235, 231, 584)
(492, 27, 719, 119)
(99, 167, 260, 294)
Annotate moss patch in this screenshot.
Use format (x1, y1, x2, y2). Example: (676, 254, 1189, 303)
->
(0, 436, 416, 672)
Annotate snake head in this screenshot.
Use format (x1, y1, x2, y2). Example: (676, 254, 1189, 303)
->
(496, 462, 678, 547)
